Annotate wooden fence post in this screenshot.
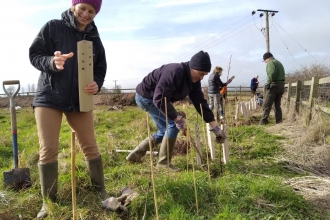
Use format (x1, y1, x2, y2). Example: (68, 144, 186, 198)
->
(306, 77, 319, 125)
(239, 86, 242, 102)
(295, 80, 302, 113)
(286, 83, 292, 109)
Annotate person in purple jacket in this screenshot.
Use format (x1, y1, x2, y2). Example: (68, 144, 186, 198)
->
(126, 51, 227, 171)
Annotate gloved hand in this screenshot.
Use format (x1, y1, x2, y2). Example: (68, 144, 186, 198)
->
(209, 125, 227, 143)
(102, 196, 128, 212)
(174, 116, 186, 130)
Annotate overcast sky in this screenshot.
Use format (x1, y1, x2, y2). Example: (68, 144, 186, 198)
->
(1, 0, 329, 94)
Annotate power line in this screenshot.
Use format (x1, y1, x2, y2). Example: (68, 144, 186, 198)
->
(201, 22, 256, 52)
(271, 18, 300, 70)
(169, 14, 252, 62)
(272, 19, 316, 61)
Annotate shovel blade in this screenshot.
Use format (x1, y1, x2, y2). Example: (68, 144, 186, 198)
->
(4, 168, 32, 190)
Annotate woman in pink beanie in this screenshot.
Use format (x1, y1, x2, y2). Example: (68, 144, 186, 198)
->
(29, 0, 107, 219)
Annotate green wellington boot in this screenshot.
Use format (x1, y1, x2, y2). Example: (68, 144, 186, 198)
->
(126, 137, 156, 162)
(157, 137, 180, 172)
(37, 161, 58, 220)
(86, 156, 109, 200)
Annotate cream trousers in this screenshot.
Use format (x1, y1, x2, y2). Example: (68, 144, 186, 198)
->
(35, 107, 100, 164)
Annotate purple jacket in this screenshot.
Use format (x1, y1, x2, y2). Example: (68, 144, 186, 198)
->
(136, 62, 215, 122)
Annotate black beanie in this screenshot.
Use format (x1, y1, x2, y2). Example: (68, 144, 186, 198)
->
(189, 51, 212, 72)
(263, 52, 273, 61)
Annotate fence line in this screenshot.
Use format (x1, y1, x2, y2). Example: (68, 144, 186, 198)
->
(284, 76, 330, 125)
(0, 86, 262, 98)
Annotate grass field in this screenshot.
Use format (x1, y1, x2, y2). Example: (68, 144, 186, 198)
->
(0, 102, 329, 220)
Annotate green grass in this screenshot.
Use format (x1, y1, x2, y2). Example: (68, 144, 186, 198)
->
(0, 105, 329, 219)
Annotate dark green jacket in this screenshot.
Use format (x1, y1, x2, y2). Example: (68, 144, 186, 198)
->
(266, 58, 285, 84)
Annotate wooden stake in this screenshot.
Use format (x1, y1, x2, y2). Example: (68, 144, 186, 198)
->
(183, 104, 189, 170)
(164, 97, 170, 172)
(192, 147, 199, 216)
(71, 131, 77, 220)
(200, 104, 211, 186)
(183, 105, 199, 215)
(146, 113, 159, 220)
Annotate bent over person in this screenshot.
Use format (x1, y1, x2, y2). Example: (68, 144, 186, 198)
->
(126, 51, 227, 172)
(259, 52, 285, 125)
(29, 0, 108, 219)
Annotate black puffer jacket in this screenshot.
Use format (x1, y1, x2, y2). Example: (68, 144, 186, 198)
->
(207, 72, 227, 94)
(29, 9, 107, 112)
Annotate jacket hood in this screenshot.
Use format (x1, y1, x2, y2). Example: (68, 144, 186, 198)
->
(61, 9, 99, 38)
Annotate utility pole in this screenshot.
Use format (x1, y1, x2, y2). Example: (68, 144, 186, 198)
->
(257, 9, 279, 52)
(112, 80, 118, 90)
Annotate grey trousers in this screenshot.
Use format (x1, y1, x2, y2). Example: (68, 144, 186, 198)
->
(208, 93, 224, 116)
(261, 82, 285, 123)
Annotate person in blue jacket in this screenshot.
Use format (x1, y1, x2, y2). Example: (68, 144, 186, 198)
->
(250, 75, 259, 97)
(29, 0, 108, 218)
(126, 51, 227, 171)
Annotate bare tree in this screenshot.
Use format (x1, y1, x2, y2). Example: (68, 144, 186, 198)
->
(5, 86, 16, 96)
(99, 86, 107, 94)
(111, 84, 121, 94)
(286, 63, 330, 83)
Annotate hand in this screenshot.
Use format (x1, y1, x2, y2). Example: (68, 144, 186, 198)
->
(84, 81, 99, 95)
(53, 51, 74, 70)
(174, 116, 186, 130)
(209, 125, 227, 142)
(102, 196, 128, 212)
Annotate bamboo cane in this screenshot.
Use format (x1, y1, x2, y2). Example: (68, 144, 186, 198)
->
(213, 92, 223, 172)
(192, 152, 199, 216)
(164, 97, 169, 172)
(183, 104, 189, 171)
(200, 104, 211, 185)
(184, 104, 199, 215)
(71, 131, 77, 220)
(146, 113, 159, 220)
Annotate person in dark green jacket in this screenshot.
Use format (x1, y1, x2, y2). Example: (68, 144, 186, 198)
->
(259, 52, 285, 125)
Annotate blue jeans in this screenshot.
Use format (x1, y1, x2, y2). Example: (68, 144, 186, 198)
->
(135, 93, 179, 143)
(208, 93, 223, 116)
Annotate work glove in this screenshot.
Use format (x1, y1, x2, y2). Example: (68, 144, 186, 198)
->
(121, 188, 139, 206)
(102, 188, 139, 212)
(209, 125, 227, 143)
(102, 195, 128, 212)
(174, 116, 186, 130)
